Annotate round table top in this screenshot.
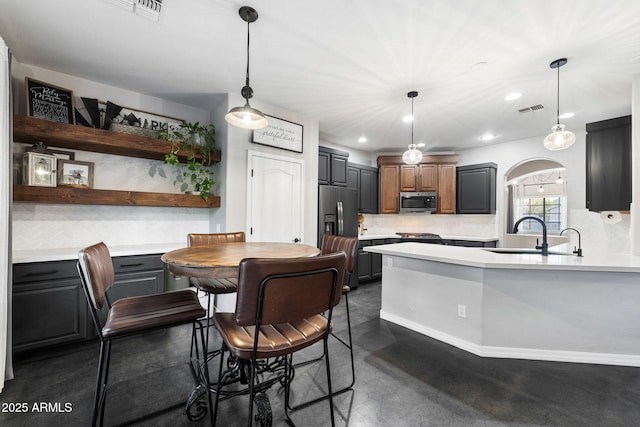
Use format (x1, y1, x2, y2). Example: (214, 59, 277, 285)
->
(161, 242, 321, 278)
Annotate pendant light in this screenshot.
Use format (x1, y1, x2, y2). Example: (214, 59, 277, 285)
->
(402, 91, 423, 165)
(225, 6, 269, 130)
(543, 58, 575, 151)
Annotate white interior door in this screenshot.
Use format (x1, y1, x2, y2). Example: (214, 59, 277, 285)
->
(247, 150, 304, 243)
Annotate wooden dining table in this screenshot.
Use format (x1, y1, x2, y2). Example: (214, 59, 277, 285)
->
(161, 241, 321, 280)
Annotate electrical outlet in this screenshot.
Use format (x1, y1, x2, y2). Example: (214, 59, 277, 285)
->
(387, 257, 393, 267)
(457, 304, 466, 318)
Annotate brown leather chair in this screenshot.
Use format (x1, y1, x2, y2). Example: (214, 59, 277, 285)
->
(77, 242, 209, 427)
(211, 252, 346, 427)
(187, 232, 245, 298)
(291, 234, 358, 409)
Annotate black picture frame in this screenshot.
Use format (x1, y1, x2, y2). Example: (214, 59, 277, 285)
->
(25, 77, 75, 124)
(252, 115, 303, 153)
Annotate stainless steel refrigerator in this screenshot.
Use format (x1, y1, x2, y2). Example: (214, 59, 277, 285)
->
(318, 185, 359, 288)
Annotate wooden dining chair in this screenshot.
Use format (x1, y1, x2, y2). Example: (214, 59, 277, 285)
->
(77, 242, 209, 427)
(211, 252, 346, 426)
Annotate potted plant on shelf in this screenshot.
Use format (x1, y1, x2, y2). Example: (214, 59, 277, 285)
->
(160, 122, 217, 200)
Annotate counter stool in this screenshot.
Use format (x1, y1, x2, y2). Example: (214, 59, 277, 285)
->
(290, 234, 358, 409)
(77, 242, 209, 427)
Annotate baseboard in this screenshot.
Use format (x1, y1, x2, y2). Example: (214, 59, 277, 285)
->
(380, 310, 640, 367)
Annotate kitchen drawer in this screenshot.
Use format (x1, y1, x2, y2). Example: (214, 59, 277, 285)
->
(112, 254, 164, 274)
(13, 260, 77, 284)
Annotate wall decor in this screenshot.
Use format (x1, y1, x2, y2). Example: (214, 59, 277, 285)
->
(57, 159, 94, 188)
(26, 77, 75, 124)
(252, 115, 303, 153)
(22, 152, 57, 187)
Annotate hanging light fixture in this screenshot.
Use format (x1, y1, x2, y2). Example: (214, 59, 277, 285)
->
(225, 6, 269, 129)
(402, 91, 423, 165)
(543, 58, 575, 150)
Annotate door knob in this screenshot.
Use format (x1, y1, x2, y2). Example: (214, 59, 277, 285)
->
(293, 238, 300, 243)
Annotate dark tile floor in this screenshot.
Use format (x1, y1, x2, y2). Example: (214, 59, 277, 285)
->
(2, 280, 640, 426)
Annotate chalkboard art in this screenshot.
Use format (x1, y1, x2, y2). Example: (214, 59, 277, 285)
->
(26, 78, 75, 124)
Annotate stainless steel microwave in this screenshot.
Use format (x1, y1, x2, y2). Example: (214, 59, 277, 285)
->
(399, 192, 437, 213)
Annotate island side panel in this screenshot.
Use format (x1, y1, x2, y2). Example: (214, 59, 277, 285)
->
(482, 268, 640, 365)
(379, 254, 484, 354)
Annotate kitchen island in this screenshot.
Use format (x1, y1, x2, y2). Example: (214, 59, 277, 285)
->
(365, 242, 640, 367)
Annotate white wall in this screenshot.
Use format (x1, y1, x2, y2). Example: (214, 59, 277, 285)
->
(213, 93, 320, 246)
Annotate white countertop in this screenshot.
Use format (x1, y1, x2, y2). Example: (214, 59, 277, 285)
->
(358, 234, 499, 242)
(364, 241, 640, 273)
(12, 242, 186, 264)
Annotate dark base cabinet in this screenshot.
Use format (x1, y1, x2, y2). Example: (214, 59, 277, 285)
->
(358, 238, 398, 282)
(12, 253, 166, 353)
(441, 239, 498, 248)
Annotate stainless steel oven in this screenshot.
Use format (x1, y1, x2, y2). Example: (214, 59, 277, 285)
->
(399, 192, 437, 213)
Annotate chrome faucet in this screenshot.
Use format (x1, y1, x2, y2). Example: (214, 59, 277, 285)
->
(513, 216, 548, 256)
(560, 227, 583, 257)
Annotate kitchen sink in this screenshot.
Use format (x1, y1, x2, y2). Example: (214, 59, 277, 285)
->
(482, 248, 573, 255)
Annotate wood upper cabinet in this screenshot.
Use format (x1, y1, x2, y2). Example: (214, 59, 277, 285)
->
(378, 155, 458, 214)
(437, 164, 456, 214)
(400, 164, 437, 192)
(379, 164, 400, 213)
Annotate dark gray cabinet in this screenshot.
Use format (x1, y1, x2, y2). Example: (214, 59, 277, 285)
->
(12, 253, 166, 353)
(347, 162, 379, 214)
(456, 163, 496, 214)
(12, 260, 88, 353)
(318, 146, 349, 186)
(358, 238, 398, 282)
(441, 239, 498, 248)
(586, 115, 631, 212)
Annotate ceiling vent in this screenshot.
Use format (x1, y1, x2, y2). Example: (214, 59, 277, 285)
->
(106, 0, 163, 21)
(518, 104, 544, 114)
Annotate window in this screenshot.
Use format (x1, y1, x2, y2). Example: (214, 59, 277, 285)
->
(519, 195, 563, 233)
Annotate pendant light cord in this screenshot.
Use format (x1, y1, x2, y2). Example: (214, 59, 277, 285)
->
(411, 97, 414, 145)
(556, 64, 560, 126)
(245, 19, 251, 89)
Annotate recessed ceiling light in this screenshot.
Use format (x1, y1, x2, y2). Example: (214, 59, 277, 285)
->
(505, 92, 522, 101)
(358, 137, 367, 143)
(558, 112, 575, 119)
(479, 134, 496, 141)
(402, 115, 413, 123)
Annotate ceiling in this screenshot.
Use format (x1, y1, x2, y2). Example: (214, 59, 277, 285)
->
(1, 0, 640, 154)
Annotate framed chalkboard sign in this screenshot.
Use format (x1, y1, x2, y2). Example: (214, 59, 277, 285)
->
(25, 77, 75, 124)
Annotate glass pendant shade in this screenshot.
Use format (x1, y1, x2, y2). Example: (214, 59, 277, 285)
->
(544, 58, 574, 151)
(225, 102, 269, 129)
(543, 124, 576, 151)
(402, 143, 423, 164)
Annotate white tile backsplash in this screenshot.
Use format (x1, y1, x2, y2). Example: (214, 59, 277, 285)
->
(361, 212, 499, 238)
(12, 203, 211, 252)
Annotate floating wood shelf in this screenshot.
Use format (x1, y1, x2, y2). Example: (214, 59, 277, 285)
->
(12, 116, 222, 208)
(13, 115, 221, 163)
(13, 185, 220, 208)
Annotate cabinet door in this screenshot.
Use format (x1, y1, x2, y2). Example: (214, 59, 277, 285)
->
(456, 165, 496, 214)
(360, 168, 378, 214)
(400, 165, 418, 192)
(357, 250, 372, 281)
(437, 164, 456, 214)
(586, 116, 631, 211)
(12, 261, 88, 352)
(110, 254, 166, 301)
(330, 154, 348, 186)
(318, 151, 330, 184)
(346, 164, 360, 190)
(380, 165, 400, 213)
(418, 164, 437, 191)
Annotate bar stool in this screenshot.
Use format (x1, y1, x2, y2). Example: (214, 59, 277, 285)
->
(290, 234, 358, 409)
(77, 242, 209, 427)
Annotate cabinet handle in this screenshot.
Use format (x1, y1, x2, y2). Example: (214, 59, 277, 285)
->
(119, 263, 144, 268)
(24, 269, 59, 277)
